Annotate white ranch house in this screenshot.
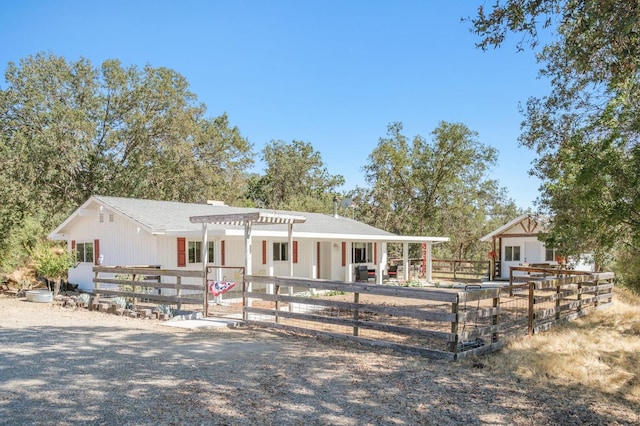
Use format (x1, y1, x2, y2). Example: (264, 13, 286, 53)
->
(481, 213, 595, 279)
(50, 196, 449, 292)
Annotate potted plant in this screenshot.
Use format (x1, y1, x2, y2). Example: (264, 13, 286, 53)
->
(31, 241, 76, 297)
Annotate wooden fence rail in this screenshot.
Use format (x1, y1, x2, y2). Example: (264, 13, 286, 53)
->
(431, 259, 491, 280)
(242, 270, 614, 360)
(243, 275, 502, 360)
(93, 266, 205, 309)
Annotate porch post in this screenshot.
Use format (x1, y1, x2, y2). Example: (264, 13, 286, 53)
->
(288, 223, 294, 277)
(201, 223, 208, 315)
(244, 221, 253, 314)
(403, 242, 409, 281)
(425, 242, 433, 283)
(377, 242, 386, 284)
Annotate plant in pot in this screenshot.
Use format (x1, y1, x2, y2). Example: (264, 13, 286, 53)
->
(31, 241, 77, 297)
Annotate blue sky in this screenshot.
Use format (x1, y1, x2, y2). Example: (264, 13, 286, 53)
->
(1, 0, 551, 210)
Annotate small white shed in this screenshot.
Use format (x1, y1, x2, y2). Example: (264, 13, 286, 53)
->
(480, 214, 594, 279)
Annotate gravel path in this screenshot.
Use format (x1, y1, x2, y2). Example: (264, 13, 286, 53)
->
(0, 294, 638, 425)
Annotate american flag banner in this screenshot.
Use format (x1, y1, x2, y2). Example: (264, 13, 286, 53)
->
(208, 280, 237, 297)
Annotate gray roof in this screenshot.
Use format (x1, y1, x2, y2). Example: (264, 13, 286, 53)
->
(94, 195, 395, 237)
(51, 195, 448, 242)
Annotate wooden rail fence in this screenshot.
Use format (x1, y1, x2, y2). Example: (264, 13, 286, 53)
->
(432, 259, 491, 280)
(243, 275, 502, 360)
(93, 266, 205, 310)
(242, 269, 614, 360)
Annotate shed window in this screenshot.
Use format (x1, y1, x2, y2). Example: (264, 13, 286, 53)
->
(505, 246, 521, 262)
(76, 242, 94, 263)
(545, 247, 556, 262)
(188, 241, 214, 263)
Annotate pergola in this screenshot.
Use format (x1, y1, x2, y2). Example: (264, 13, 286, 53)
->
(189, 212, 307, 312)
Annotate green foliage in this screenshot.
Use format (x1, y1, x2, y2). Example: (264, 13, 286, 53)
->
(0, 216, 44, 273)
(30, 241, 76, 296)
(356, 121, 519, 260)
(247, 139, 345, 212)
(471, 1, 640, 290)
(0, 52, 253, 270)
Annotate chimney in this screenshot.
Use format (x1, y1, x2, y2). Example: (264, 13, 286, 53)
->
(333, 196, 338, 218)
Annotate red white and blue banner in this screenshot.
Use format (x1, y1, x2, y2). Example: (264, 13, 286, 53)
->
(208, 280, 237, 297)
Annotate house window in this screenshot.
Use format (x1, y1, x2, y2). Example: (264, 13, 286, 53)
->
(76, 242, 94, 263)
(99, 214, 104, 223)
(505, 246, 521, 262)
(188, 241, 215, 263)
(273, 242, 288, 261)
(109, 213, 114, 222)
(353, 242, 373, 263)
(545, 247, 556, 262)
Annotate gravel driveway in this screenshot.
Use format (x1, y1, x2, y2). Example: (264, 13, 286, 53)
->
(1, 295, 637, 425)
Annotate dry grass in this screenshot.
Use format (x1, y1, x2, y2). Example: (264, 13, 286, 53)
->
(476, 287, 640, 404)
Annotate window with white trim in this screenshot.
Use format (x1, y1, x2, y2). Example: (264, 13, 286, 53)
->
(188, 241, 214, 263)
(352, 242, 373, 263)
(76, 242, 94, 263)
(505, 246, 521, 262)
(273, 242, 288, 261)
(545, 246, 556, 262)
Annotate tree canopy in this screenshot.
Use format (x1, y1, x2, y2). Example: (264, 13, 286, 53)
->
(0, 53, 253, 269)
(471, 1, 640, 288)
(246, 139, 345, 212)
(355, 121, 519, 259)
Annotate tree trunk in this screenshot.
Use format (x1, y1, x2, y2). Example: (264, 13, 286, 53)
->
(53, 279, 61, 297)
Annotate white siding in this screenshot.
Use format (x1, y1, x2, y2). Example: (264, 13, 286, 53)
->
(67, 209, 159, 291)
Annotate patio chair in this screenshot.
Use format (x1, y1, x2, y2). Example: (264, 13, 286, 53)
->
(387, 265, 398, 279)
(356, 265, 369, 282)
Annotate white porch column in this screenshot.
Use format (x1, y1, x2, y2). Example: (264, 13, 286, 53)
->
(288, 223, 294, 277)
(425, 242, 433, 283)
(287, 223, 294, 304)
(376, 241, 386, 284)
(403, 242, 410, 281)
(201, 223, 209, 314)
(346, 241, 353, 282)
(244, 221, 252, 314)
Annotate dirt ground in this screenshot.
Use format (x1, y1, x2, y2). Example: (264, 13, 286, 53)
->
(0, 293, 638, 425)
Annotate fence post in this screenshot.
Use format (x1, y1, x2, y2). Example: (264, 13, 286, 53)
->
(94, 268, 99, 294)
(353, 292, 360, 336)
(577, 281, 582, 315)
(555, 283, 561, 321)
(450, 294, 460, 354)
(528, 282, 535, 336)
(452, 260, 457, 280)
(275, 284, 281, 323)
(594, 276, 599, 310)
(492, 292, 499, 343)
(176, 276, 182, 311)
(131, 274, 138, 307)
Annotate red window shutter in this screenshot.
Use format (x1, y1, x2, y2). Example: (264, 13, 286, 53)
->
(177, 238, 186, 267)
(341, 242, 346, 267)
(374, 242, 377, 263)
(94, 239, 100, 265)
(71, 240, 76, 250)
(293, 241, 298, 264)
(221, 240, 225, 266)
(262, 240, 267, 264)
